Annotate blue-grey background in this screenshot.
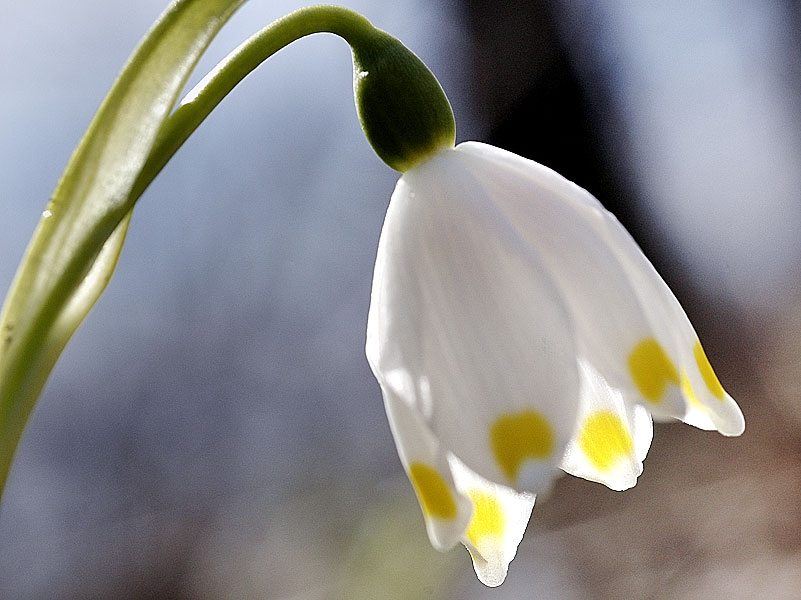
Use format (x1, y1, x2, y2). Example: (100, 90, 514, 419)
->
(1, 1, 800, 598)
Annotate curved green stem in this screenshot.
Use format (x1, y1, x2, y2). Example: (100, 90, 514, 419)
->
(130, 6, 372, 204)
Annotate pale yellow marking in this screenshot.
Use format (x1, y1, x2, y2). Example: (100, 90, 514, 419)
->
(694, 340, 725, 400)
(628, 338, 679, 403)
(490, 411, 554, 482)
(578, 410, 635, 471)
(680, 371, 705, 409)
(408, 462, 457, 520)
(466, 488, 505, 547)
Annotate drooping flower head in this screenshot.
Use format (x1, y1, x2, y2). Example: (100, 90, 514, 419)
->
(365, 141, 744, 586)
(341, 13, 744, 586)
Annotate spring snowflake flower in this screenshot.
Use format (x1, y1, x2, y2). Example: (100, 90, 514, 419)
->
(365, 141, 744, 586)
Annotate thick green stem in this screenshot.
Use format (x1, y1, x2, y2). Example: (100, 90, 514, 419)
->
(0, 0, 248, 500)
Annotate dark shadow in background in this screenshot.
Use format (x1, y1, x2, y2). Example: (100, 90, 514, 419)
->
(459, 0, 638, 232)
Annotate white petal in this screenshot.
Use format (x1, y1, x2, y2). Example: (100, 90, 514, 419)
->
(451, 142, 684, 419)
(379, 384, 472, 550)
(453, 142, 743, 436)
(449, 456, 535, 587)
(681, 341, 744, 436)
(560, 360, 653, 490)
(595, 209, 745, 435)
(367, 146, 581, 493)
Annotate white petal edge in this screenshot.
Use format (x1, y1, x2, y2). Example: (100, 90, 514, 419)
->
(594, 205, 745, 435)
(379, 384, 472, 550)
(561, 360, 653, 491)
(449, 455, 535, 587)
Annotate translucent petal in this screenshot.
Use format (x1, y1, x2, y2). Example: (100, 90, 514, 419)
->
(680, 340, 744, 436)
(595, 209, 745, 435)
(450, 142, 685, 419)
(379, 385, 472, 550)
(452, 142, 743, 435)
(561, 360, 653, 490)
(366, 140, 745, 588)
(449, 456, 535, 587)
(367, 148, 581, 493)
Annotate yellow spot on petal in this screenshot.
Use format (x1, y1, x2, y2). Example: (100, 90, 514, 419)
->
(466, 488, 505, 547)
(680, 371, 704, 409)
(694, 341, 725, 400)
(408, 462, 458, 520)
(490, 411, 554, 482)
(628, 338, 679, 403)
(578, 410, 634, 471)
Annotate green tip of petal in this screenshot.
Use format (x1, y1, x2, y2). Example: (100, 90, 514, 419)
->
(350, 27, 455, 172)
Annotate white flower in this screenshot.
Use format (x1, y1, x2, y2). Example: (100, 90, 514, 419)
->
(365, 141, 745, 587)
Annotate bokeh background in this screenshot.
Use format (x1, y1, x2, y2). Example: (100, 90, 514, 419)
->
(2, 1, 801, 598)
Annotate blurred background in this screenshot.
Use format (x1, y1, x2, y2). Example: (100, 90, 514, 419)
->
(1, 0, 800, 598)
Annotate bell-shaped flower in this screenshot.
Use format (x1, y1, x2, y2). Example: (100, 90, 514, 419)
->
(365, 141, 744, 586)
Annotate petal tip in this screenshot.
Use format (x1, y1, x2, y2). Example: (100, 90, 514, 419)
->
(468, 548, 508, 587)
